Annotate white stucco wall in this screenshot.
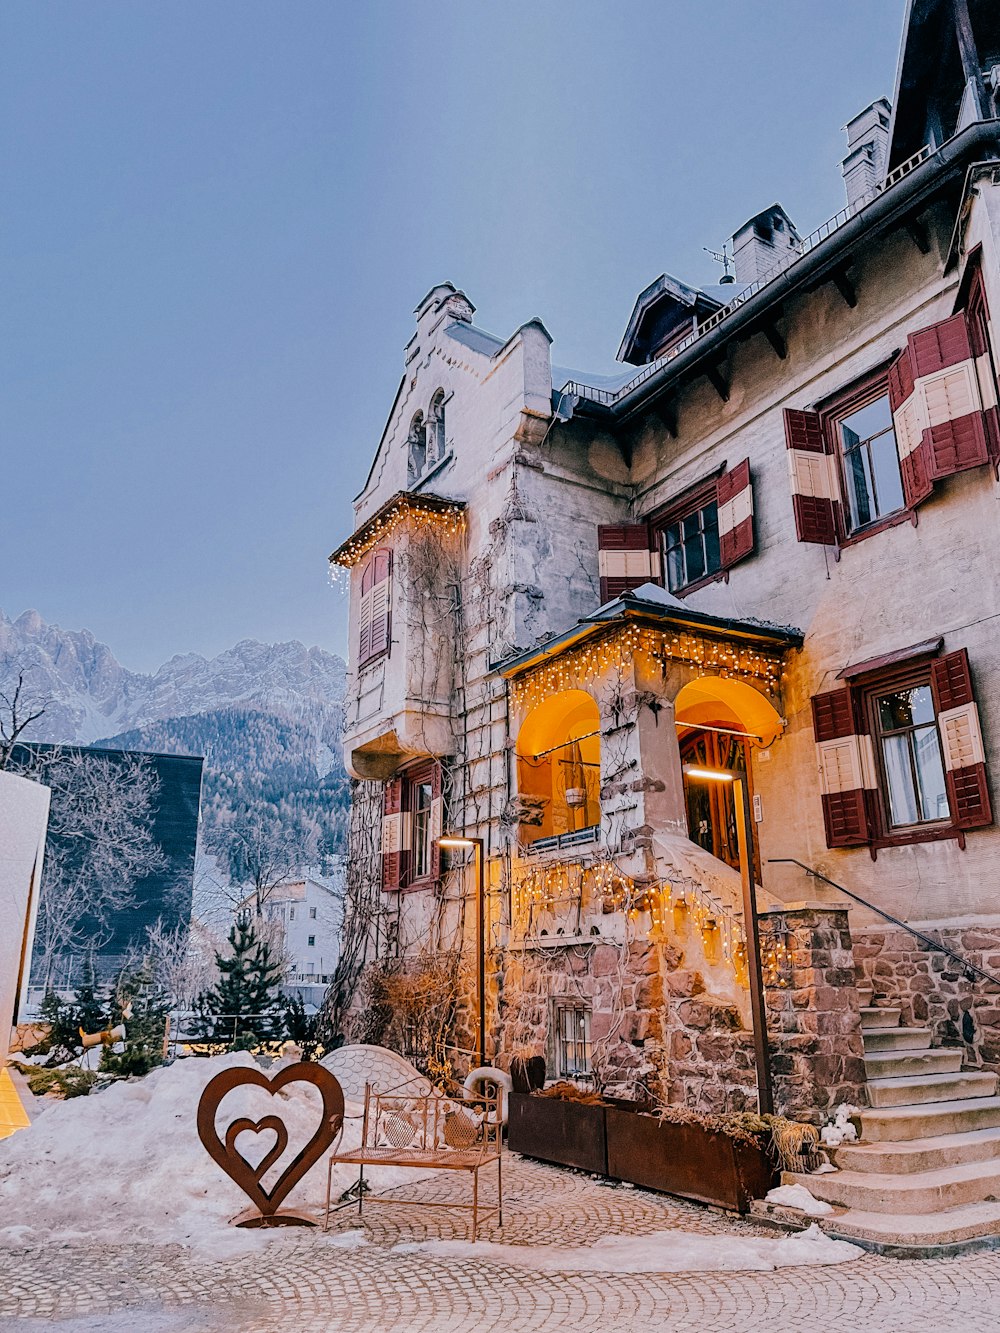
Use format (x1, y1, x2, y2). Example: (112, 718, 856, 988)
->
(0, 771, 50, 1066)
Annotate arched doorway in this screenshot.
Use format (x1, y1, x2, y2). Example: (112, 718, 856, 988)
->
(516, 690, 601, 845)
(674, 677, 784, 875)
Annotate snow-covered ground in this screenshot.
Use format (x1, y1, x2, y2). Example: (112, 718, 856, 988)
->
(0, 1053, 409, 1253)
(0, 1054, 862, 1272)
(401, 1225, 860, 1273)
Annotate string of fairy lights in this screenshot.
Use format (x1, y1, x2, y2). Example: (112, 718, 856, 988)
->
(512, 858, 791, 989)
(330, 498, 466, 570)
(509, 623, 783, 713)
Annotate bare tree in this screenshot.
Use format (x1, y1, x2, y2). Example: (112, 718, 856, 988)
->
(12, 747, 168, 986)
(144, 918, 220, 1010)
(207, 811, 311, 918)
(0, 665, 50, 769)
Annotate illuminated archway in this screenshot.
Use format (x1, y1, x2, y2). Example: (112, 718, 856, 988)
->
(674, 677, 784, 747)
(516, 690, 600, 844)
(674, 677, 784, 872)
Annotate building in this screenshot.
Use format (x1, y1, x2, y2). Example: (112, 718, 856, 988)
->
(331, 0, 1000, 1245)
(263, 874, 343, 1009)
(16, 744, 203, 991)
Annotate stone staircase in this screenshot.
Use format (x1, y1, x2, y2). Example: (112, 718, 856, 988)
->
(758, 985, 1000, 1255)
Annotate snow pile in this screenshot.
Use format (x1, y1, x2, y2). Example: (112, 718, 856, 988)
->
(765, 1183, 834, 1216)
(402, 1223, 861, 1272)
(0, 1053, 416, 1249)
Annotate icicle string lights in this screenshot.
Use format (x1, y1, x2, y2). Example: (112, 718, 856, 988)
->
(512, 857, 787, 987)
(331, 498, 466, 569)
(510, 623, 782, 711)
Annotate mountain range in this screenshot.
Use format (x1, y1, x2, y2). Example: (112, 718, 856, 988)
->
(1, 608, 350, 867)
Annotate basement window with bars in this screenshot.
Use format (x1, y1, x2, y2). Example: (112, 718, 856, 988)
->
(551, 1000, 592, 1078)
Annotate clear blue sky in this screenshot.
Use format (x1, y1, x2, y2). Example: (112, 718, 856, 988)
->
(2, 1, 905, 672)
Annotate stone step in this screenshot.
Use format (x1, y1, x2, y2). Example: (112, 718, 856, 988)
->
(784, 1156, 1000, 1214)
(860, 1006, 902, 1029)
(864, 1048, 964, 1080)
(859, 1094, 1000, 1142)
(863, 1026, 933, 1053)
(754, 1197, 1000, 1253)
(831, 1126, 1000, 1174)
(857, 986, 873, 1007)
(866, 1070, 998, 1108)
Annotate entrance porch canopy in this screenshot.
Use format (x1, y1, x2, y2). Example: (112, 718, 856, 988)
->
(493, 583, 803, 706)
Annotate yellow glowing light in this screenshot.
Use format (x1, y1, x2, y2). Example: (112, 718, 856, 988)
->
(683, 766, 734, 783)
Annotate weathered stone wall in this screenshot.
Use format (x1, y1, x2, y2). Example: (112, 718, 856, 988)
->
(493, 910, 870, 1120)
(763, 908, 868, 1121)
(855, 922, 1000, 1073)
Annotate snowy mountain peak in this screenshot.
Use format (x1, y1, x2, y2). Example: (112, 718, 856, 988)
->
(0, 608, 345, 745)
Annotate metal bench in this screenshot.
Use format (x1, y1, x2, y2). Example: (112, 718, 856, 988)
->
(324, 1081, 503, 1240)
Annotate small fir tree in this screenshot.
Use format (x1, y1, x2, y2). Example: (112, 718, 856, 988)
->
(100, 962, 170, 1078)
(283, 993, 321, 1061)
(196, 914, 284, 1048)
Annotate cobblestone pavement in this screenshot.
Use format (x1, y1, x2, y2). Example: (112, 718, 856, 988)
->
(4, 1156, 1000, 1332)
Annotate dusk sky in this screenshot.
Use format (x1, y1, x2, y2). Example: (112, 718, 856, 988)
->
(3, 1, 905, 673)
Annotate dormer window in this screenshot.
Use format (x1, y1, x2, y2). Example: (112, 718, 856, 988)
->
(407, 413, 427, 484)
(428, 390, 446, 463)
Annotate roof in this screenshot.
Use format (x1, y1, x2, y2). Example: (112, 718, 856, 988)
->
(617, 272, 729, 366)
(557, 120, 1000, 423)
(329, 490, 467, 567)
(493, 582, 803, 678)
(444, 321, 505, 357)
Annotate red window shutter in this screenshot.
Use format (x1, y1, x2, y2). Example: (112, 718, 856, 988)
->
(811, 687, 875, 848)
(597, 524, 659, 601)
(931, 649, 993, 831)
(898, 313, 991, 489)
(381, 777, 405, 891)
(783, 409, 838, 545)
(887, 344, 932, 509)
(359, 549, 392, 668)
(966, 266, 1000, 466)
(716, 459, 755, 568)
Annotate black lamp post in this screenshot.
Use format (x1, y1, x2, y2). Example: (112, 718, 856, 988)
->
(437, 835, 486, 1066)
(682, 764, 773, 1115)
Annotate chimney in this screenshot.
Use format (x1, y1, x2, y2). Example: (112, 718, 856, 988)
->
(731, 204, 801, 285)
(841, 97, 891, 212)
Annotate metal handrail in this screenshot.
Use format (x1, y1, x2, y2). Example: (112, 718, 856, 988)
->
(768, 857, 1000, 988)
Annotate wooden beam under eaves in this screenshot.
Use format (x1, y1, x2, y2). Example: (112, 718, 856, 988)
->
(905, 216, 931, 255)
(654, 399, 677, 438)
(705, 359, 730, 403)
(762, 323, 787, 360)
(830, 266, 858, 309)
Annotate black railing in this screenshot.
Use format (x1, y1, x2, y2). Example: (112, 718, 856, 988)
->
(768, 857, 1000, 989)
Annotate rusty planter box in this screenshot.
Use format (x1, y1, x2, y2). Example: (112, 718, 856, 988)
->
(507, 1092, 607, 1175)
(604, 1106, 778, 1212)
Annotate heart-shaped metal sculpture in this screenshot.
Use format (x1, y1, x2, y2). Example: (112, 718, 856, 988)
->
(197, 1062, 345, 1227)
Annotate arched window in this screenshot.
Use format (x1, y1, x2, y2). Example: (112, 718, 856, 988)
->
(516, 690, 601, 844)
(407, 413, 427, 484)
(428, 389, 446, 463)
(358, 548, 392, 668)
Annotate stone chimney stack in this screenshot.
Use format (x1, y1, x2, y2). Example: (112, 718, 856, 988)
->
(731, 204, 801, 285)
(841, 98, 891, 213)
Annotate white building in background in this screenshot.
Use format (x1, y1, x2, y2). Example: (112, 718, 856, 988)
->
(263, 872, 343, 1008)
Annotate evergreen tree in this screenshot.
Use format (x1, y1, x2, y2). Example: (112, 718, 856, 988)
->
(195, 914, 284, 1048)
(100, 961, 170, 1078)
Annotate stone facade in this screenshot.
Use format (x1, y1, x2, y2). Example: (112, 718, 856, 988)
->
(330, 4, 1000, 1121)
(856, 924, 1000, 1074)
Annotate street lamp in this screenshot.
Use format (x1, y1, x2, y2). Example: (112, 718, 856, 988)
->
(436, 835, 486, 1066)
(681, 764, 773, 1115)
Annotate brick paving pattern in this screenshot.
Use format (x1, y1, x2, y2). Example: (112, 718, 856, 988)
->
(4, 1156, 1000, 1332)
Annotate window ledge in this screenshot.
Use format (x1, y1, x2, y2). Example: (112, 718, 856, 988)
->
(520, 827, 600, 856)
(411, 450, 455, 492)
(838, 508, 916, 550)
(870, 825, 965, 858)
